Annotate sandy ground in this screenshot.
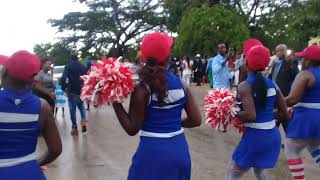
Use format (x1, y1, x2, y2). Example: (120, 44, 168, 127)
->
(41, 84, 319, 180)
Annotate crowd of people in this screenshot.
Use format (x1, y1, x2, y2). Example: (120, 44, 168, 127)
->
(0, 31, 319, 180)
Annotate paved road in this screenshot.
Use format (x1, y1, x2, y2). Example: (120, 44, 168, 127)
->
(40, 84, 318, 180)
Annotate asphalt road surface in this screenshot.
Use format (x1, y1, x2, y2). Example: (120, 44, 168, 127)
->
(40, 84, 318, 180)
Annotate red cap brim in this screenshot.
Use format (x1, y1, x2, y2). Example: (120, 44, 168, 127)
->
(0, 55, 8, 65)
(294, 51, 305, 57)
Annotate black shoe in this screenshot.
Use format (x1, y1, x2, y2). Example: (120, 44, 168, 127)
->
(82, 125, 87, 133)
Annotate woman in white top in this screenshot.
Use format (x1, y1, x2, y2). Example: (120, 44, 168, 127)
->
(182, 56, 193, 86)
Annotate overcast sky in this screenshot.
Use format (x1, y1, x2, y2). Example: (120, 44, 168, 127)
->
(0, 0, 87, 55)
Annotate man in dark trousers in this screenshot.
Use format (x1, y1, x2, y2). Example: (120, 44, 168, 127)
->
(61, 54, 87, 136)
(269, 44, 299, 131)
(193, 54, 203, 86)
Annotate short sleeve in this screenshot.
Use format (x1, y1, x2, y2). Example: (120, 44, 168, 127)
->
(34, 72, 43, 81)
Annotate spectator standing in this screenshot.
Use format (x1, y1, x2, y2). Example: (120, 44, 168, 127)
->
(193, 54, 203, 86)
(182, 56, 193, 86)
(269, 44, 299, 131)
(33, 57, 55, 111)
(201, 56, 208, 84)
(211, 43, 230, 89)
(206, 56, 214, 88)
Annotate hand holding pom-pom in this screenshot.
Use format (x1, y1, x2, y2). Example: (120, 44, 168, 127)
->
(204, 88, 244, 133)
(80, 57, 135, 107)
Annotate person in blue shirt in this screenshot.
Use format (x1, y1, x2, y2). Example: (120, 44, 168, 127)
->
(211, 43, 230, 89)
(61, 54, 87, 136)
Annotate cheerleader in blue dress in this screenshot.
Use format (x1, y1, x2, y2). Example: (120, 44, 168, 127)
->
(112, 32, 202, 180)
(285, 45, 320, 180)
(0, 51, 62, 180)
(227, 44, 289, 180)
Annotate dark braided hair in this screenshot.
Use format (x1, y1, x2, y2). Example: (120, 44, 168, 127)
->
(138, 58, 168, 106)
(252, 71, 268, 108)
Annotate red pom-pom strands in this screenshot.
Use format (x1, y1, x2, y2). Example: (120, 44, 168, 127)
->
(80, 57, 135, 107)
(204, 89, 243, 133)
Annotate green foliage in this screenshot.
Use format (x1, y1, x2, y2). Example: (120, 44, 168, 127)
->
(33, 43, 72, 65)
(164, 0, 292, 33)
(164, 0, 224, 32)
(33, 43, 53, 58)
(252, 0, 320, 51)
(49, 0, 165, 57)
(175, 5, 249, 56)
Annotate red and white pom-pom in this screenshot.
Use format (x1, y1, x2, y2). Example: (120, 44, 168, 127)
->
(80, 57, 135, 107)
(204, 88, 243, 132)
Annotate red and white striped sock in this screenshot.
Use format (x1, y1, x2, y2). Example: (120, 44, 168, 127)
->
(288, 158, 305, 180)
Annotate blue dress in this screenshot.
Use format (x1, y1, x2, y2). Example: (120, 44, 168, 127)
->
(128, 70, 191, 180)
(287, 68, 320, 139)
(232, 74, 281, 168)
(55, 85, 67, 108)
(0, 88, 46, 180)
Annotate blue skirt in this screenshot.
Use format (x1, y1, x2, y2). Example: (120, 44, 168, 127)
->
(0, 160, 46, 180)
(232, 127, 281, 169)
(128, 134, 191, 180)
(286, 108, 320, 139)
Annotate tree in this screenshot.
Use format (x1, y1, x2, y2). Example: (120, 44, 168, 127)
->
(33, 43, 72, 65)
(164, 0, 292, 33)
(50, 0, 165, 57)
(164, 0, 225, 32)
(252, 0, 320, 51)
(174, 5, 250, 56)
(33, 43, 53, 58)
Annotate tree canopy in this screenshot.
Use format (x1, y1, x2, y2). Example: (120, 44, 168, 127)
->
(37, 0, 320, 59)
(50, 0, 165, 58)
(33, 43, 72, 65)
(174, 5, 249, 56)
(165, 0, 320, 51)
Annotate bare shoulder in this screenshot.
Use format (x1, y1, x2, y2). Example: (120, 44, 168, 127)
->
(134, 82, 150, 95)
(237, 81, 251, 96)
(39, 98, 51, 112)
(298, 70, 313, 77)
(296, 70, 315, 86)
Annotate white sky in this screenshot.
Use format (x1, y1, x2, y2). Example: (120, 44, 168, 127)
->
(0, 0, 87, 55)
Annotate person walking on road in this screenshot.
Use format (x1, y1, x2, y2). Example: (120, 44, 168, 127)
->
(227, 45, 288, 180)
(0, 51, 61, 180)
(112, 32, 202, 180)
(285, 45, 320, 180)
(61, 54, 88, 136)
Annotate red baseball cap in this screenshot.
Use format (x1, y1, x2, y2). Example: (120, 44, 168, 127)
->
(140, 32, 173, 64)
(5, 50, 41, 83)
(295, 45, 320, 61)
(0, 55, 8, 65)
(243, 39, 263, 57)
(246, 45, 270, 71)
